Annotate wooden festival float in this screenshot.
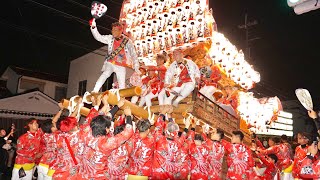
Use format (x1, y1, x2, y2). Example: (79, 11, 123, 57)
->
(62, 0, 283, 145)
(60, 1, 285, 177)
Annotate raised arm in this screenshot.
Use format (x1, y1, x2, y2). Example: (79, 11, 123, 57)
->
(98, 114, 134, 154)
(259, 145, 279, 155)
(52, 102, 64, 124)
(90, 18, 113, 45)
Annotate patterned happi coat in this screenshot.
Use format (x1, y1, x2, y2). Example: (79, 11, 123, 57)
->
(222, 140, 255, 180)
(78, 108, 134, 180)
(128, 132, 155, 177)
(152, 115, 187, 180)
(260, 143, 293, 171)
(254, 153, 280, 180)
(146, 65, 167, 92)
(105, 139, 133, 179)
(51, 109, 100, 180)
(202, 133, 225, 180)
(52, 129, 84, 180)
(201, 65, 221, 88)
(15, 129, 44, 165)
(292, 145, 309, 178)
(187, 131, 211, 180)
(300, 155, 320, 179)
(39, 132, 59, 167)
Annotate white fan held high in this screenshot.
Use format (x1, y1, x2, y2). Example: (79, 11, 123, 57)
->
(295, 88, 313, 111)
(91, 1, 108, 19)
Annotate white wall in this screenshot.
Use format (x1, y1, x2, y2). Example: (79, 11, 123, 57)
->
(67, 49, 105, 97)
(17, 76, 67, 99)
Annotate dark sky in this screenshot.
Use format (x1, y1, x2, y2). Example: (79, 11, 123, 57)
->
(1, 0, 320, 100)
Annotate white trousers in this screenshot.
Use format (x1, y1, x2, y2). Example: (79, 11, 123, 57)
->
(93, 62, 126, 92)
(280, 172, 293, 180)
(158, 89, 166, 106)
(164, 82, 195, 106)
(144, 92, 159, 107)
(11, 167, 34, 180)
(199, 85, 219, 102)
(37, 165, 53, 180)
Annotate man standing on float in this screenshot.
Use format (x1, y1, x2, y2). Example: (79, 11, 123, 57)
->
(90, 19, 140, 92)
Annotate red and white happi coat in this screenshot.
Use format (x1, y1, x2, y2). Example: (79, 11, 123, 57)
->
(300, 156, 320, 179)
(105, 139, 133, 179)
(148, 76, 162, 95)
(51, 108, 95, 180)
(52, 130, 84, 180)
(152, 115, 187, 180)
(261, 143, 293, 171)
(165, 59, 200, 87)
(177, 63, 192, 87)
(15, 129, 44, 165)
(292, 145, 309, 178)
(39, 132, 59, 167)
(203, 134, 225, 180)
(147, 65, 167, 93)
(201, 65, 222, 87)
(222, 140, 255, 180)
(187, 131, 211, 180)
(128, 132, 155, 177)
(78, 109, 134, 180)
(254, 153, 280, 180)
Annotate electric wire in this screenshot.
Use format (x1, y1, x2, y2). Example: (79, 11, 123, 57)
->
(0, 19, 106, 57)
(24, 0, 112, 31)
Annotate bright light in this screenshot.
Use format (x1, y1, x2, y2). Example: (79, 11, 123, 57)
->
(278, 111, 293, 119)
(269, 122, 293, 131)
(290, 0, 300, 3)
(276, 117, 293, 125)
(237, 92, 282, 129)
(120, 0, 260, 90)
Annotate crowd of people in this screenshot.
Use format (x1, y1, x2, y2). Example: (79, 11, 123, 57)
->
(0, 93, 318, 180)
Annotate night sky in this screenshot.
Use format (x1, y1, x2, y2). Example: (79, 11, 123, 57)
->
(1, 0, 320, 101)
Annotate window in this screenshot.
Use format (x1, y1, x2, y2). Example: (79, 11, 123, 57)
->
(20, 78, 45, 92)
(78, 80, 87, 95)
(54, 86, 67, 101)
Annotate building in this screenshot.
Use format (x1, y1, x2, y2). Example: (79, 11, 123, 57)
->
(1, 66, 67, 101)
(67, 46, 134, 97)
(0, 90, 60, 137)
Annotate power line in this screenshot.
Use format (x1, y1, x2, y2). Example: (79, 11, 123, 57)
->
(23, 0, 112, 31)
(0, 19, 106, 57)
(65, 0, 119, 21)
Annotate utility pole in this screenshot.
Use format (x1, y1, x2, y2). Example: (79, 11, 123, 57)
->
(238, 13, 259, 60)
